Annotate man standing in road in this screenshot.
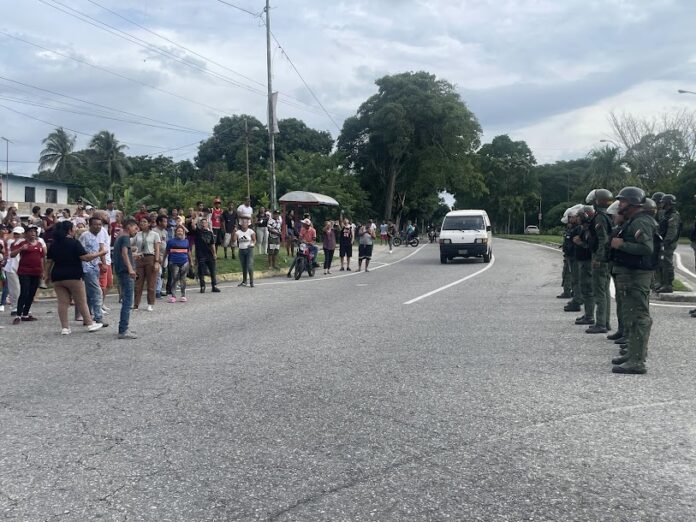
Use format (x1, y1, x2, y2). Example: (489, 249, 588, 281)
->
(585, 190, 613, 334)
(656, 194, 680, 294)
(79, 216, 108, 328)
(192, 218, 220, 294)
(609, 186, 657, 374)
(114, 219, 139, 339)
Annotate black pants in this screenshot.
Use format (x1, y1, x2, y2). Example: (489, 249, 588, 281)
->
(323, 249, 335, 270)
(197, 257, 217, 288)
(17, 274, 40, 317)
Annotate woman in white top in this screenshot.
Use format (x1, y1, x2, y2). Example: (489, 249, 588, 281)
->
(132, 218, 161, 311)
(235, 221, 256, 287)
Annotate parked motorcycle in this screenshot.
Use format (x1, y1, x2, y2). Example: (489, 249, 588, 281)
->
(392, 233, 420, 247)
(292, 242, 315, 279)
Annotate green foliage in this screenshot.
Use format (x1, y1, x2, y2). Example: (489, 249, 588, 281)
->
(38, 127, 83, 181)
(337, 71, 482, 220)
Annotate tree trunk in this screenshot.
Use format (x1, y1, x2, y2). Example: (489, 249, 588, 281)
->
(384, 166, 397, 220)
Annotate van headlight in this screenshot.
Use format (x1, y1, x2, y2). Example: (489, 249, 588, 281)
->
(474, 238, 488, 244)
(439, 239, 451, 244)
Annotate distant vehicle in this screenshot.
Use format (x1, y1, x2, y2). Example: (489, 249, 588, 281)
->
(524, 225, 540, 235)
(438, 210, 492, 264)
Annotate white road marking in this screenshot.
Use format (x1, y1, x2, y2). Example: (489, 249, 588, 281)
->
(403, 255, 496, 305)
(675, 252, 696, 282)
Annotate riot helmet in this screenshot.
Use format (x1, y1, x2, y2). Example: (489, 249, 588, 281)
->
(661, 194, 676, 207)
(642, 198, 657, 214)
(606, 200, 621, 215)
(616, 186, 646, 206)
(651, 192, 665, 205)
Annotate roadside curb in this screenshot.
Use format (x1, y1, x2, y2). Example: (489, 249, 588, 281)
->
(654, 291, 696, 303)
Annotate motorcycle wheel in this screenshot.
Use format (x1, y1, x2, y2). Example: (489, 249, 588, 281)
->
(294, 257, 305, 280)
(392, 237, 402, 247)
(409, 237, 420, 247)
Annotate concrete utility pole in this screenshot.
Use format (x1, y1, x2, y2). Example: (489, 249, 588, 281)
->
(245, 118, 251, 199)
(265, 0, 277, 210)
(0, 136, 10, 202)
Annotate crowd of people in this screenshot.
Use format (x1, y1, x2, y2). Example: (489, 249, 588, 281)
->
(557, 187, 696, 375)
(0, 197, 409, 337)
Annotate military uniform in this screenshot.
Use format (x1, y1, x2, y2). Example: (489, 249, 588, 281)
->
(561, 225, 574, 299)
(573, 222, 594, 323)
(588, 209, 612, 330)
(658, 208, 680, 292)
(610, 210, 657, 373)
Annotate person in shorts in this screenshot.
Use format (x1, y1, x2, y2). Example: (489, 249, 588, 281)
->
(358, 223, 375, 272)
(266, 209, 282, 270)
(339, 218, 354, 271)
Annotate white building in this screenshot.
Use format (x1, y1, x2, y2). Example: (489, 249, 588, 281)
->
(2, 174, 70, 206)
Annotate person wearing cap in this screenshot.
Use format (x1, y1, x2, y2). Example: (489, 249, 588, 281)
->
(609, 186, 657, 374)
(299, 218, 319, 267)
(656, 194, 681, 293)
(210, 198, 224, 256)
(10, 225, 46, 324)
(266, 209, 282, 270)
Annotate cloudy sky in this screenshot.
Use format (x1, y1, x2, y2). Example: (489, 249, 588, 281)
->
(2, 0, 696, 177)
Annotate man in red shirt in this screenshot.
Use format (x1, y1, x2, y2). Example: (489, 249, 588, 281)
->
(134, 204, 150, 223)
(210, 198, 224, 255)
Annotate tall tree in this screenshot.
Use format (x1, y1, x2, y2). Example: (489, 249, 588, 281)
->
(337, 71, 482, 220)
(89, 131, 131, 188)
(587, 145, 629, 192)
(38, 127, 82, 181)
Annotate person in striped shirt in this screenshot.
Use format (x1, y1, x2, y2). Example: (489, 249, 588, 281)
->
(165, 225, 192, 303)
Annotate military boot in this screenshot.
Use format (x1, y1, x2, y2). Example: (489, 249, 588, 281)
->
(607, 331, 623, 341)
(612, 364, 646, 374)
(614, 337, 627, 344)
(585, 324, 608, 334)
(611, 355, 629, 365)
(657, 285, 673, 293)
(557, 292, 572, 299)
(564, 303, 581, 312)
(575, 316, 594, 325)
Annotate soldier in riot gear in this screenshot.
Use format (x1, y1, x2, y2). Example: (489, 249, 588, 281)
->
(572, 205, 596, 325)
(585, 189, 613, 334)
(656, 194, 681, 293)
(609, 187, 658, 374)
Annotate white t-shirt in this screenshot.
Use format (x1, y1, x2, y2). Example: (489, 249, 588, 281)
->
(98, 226, 111, 265)
(236, 204, 253, 220)
(106, 209, 118, 224)
(235, 228, 254, 250)
(3, 238, 18, 273)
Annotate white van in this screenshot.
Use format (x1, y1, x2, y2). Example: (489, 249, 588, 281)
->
(438, 210, 492, 264)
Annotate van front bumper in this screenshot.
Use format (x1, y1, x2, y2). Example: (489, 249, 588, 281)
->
(440, 243, 488, 257)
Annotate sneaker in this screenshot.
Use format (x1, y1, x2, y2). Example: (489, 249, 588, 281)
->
(156, 292, 162, 299)
(102, 305, 110, 312)
(118, 331, 138, 339)
(249, 282, 254, 288)
(12, 317, 21, 325)
(21, 315, 38, 322)
(200, 287, 205, 293)
(340, 267, 345, 271)
(327, 270, 331, 274)
(147, 305, 154, 312)
(346, 267, 352, 271)
(212, 287, 221, 293)
(87, 323, 103, 332)
(0, 305, 4, 312)
(61, 328, 71, 335)
(168, 296, 177, 303)
(238, 282, 247, 287)
(96, 322, 109, 328)
(101, 308, 109, 315)
(179, 296, 187, 302)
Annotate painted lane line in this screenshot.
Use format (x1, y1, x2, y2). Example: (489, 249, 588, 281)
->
(403, 255, 496, 305)
(675, 252, 696, 282)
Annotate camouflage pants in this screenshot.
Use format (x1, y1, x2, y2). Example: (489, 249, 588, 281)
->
(611, 273, 624, 337)
(562, 257, 572, 295)
(659, 247, 676, 288)
(592, 262, 611, 328)
(570, 258, 583, 305)
(614, 271, 653, 369)
(578, 259, 594, 318)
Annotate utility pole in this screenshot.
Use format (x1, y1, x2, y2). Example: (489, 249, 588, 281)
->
(265, 0, 277, 210)
(0, 136, 10, 203)
(244, 118, 251, 199)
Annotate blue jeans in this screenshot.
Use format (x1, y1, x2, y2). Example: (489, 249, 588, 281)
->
(0, 280, 7, 306)
(118, 272, 134, 334)
(83, 270, 103, 322)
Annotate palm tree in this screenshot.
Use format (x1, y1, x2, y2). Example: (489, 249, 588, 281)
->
(89, 131, 132, 188)
(587, 146, 630, 192)
(38, 127, 82, 181)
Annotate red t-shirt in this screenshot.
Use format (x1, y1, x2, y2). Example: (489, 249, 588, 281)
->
(134, 211, 149, 223)
(13, 240, 45, 276)
(211, 208, 223, 229)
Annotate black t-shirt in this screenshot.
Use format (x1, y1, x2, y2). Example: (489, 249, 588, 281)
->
(47, 238, 86, 281)
(222, 210, 237, 233)
(194, 228, 215, 259)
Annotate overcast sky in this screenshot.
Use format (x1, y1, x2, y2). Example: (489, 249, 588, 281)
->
(2, 0, 696, 177)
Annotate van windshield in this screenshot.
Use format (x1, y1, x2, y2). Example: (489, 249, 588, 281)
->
(442, 216, 485, 231)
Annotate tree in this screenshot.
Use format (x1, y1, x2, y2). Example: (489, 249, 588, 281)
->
(38, 127, 82, 181)
(275, 118, 333, 157)
(337, 71, 482, 220)
(472, 135, 537, 233)
(89, 131, 132, 189)
(587, 145, 629, 192)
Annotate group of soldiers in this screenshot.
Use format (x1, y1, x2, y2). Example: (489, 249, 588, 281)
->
(558, 186, 685, 375)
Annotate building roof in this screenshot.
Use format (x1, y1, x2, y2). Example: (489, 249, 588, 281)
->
(4, 173, 77, 188)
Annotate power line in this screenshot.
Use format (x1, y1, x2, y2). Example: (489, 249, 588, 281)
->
(38, 0, 324, 116)
(0, 103, 169, 150)
(215, 0, 263, 18)
(0, 95, 208, 134)
(0, 30, 231, 116)
(0, 75, 210, 134)
(269, 30, 341, 131)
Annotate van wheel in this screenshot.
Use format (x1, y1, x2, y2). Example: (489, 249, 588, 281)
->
(440, 254, 448, 264)
(483, 250, 491, 263)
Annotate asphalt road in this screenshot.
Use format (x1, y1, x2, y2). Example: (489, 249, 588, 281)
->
(1, 239, 695, 521)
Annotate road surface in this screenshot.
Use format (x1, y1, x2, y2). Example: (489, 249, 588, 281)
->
(1, 239, 695, 521)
